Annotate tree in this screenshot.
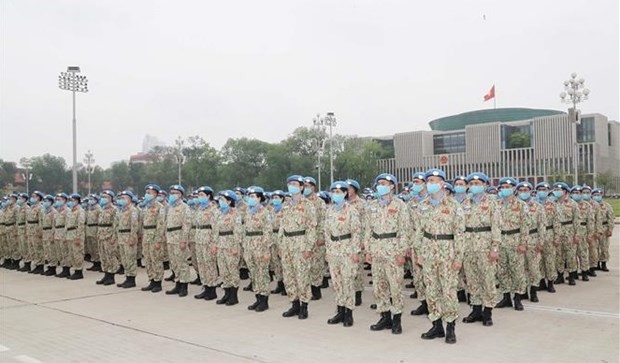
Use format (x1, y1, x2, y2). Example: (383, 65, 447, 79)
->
(181, 136, 221, 190)
(107, 161, 133, 191)
(508, 132, 530, 148)
(218, 138, 272, 189)
(28, 154, 71, 193)
(0, 159, 17, 191)
(595, 170, 613, 193)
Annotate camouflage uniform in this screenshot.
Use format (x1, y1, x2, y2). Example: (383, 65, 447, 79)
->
(41, 206, 58, 268)
(574, 200, 594, 274)
(414, 195, 464, 323)
(598, 200, 614, 264)
(98, 203, 119, 274)
(496, 197, 530, 295)
(188, 207, 200, 279)
(236, 201, 248, 272)
(65, 205, 86, 271)
(461, 194, 500, 308)
(3, 204, 18, 261)
(408, 194, 428, 304)
(0, 208, 5, 261)
(85, 204, 101, 263)
(26, 203, 44, 269)
(365, 196, 410, 315)
(587, 199, 602, 269)
(539, 198, 558, 282)
(325, 203, 362, 309)
(348, 196, 367, 296)
(214, 208, 244, 288)
(306, 193, 327, 288)
(278, 196, 318, 304)
(269, 205, 284, 283)
(17, 203, 28, 263)
(165, 201, 192, 283)
(194, 204, 219, 287)
(523, 198, 546, 288)
(116, 205, 139, 277)
(243, 205, 273, 296)
(54, 206, 70, 268)
(555, 198, 579, 275)
(142, 200, 166, 282)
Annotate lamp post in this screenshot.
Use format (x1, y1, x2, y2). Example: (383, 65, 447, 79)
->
(59, 66, 88, 194)
(84, 150, 95, 195)
(19, 157, 32, 194)
(312, 114, 327, 190)
(560, 72, 590, 185)
(174, 137, 184, 185)
(313, 112, 337, 186)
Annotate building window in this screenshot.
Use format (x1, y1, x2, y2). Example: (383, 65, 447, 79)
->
(501, 123, 531, 149)
(433, 132, 465, 154)
(609, 124, 613, 146)
(577, 117, 595, 143)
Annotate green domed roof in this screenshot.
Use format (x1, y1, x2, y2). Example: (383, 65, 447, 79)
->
(429, 108, 565, 131)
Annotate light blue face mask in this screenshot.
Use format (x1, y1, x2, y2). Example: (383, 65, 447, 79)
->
(156, 196, 164, 203)
(67, 201, 76, 209)
(537, 191, 548, 200)
(42, 201, 51, 209)
(271, 199, 282, 206)
(303, 188, 312, 197)
(246, 197, 259, 207)
(88, 199, 96, 206)
(143, 194, 155, 202)
(401, 193, 413, 201)
(117, 199, 127, 207)
(553, 190, 563, 198)
(376, 185, 391, 196)
(287, 185, 301, 194)
(99, 198, 108, 206)
(426, 183, 441, 194)
(411, 184, 424, 194)
(499, 188, 513, 198)
(332, 194, 345, 204)
(54, 201, 64, 208)
(219, 200, 229, 210)
(198, 196, 209, 205)
(29, 197, 38, 204)
(571, 194, 582, 202)
(518, 192, 531, 201)
(548, 195, 556, 202)
(455, 186, 467, 194)
(582, 194, 591, 201)
(168, 194, 178, 205)
(470, 185, 485, 195)
(16, 199, 24, 206)
(593, 196, 602, 202)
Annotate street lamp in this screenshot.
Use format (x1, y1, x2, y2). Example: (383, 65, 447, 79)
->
(312, 114, 328, 190)
(19, 157, 32, 194)
(59, 66, 89, 193)
(174, 137, 184, 185)
(560, 72, 590, 185)
(84, 150, 95, 195)
(313, 112, 337, 186)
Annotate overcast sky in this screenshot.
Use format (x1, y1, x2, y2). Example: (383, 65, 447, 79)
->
(1, 0, 618, 168)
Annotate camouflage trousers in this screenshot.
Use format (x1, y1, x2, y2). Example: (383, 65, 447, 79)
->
(59, 239, 71, 267)
(70, 239, 85, 270)
(309, 243, 327, 286)
(412, 260, 426, 301)
(280, 236, 312, 303)
(217, 246, 241, 288)
(353, 252, 364, 292)
(18, 230, 28, 261)
(463, 251, 497, 308)
(599, 236, 610, 262)
(420, 241, 459, 323)
(162, 240, 170, 263)
(244, 238, 271, 296)
(85, 236, 100, 262)
(576, 236, 589, 273)
(588, 238, 599, 269)
(524, 237, 542, 286)
(0, 235, 6, 259)
(498, 238, 526, 294)
(269, 243, 283, 281)
(189, 241, 199, 276)
(371, 256, 404, 315)
(143, 240, 165, 282)
(8, 232, 20, 260)
(327, 252, 358, 310)
(44, 236, 60, 266)
(119, 240, 137, 277)
(99, 237, 120, 274)
(539, 236, 556, 280)
(168, 242, 192, 283)
(195, 241, 218, 287)
(556, 227, 577, 273)
(27, 234, 44, 266)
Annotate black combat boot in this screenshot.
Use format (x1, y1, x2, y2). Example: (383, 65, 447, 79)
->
(243, 282, 253, 291)
(103, 272, 115, 286)
(298, 302, 309, 319)
(203, 286, 217, 300)
(538, 278, 548, 291)
(457, 290, 467, 303)
(410, 291, 418, 299)
(601, 262, 609, 272)
(328, 306, 345, 325)
(164, 271, 176, 281)
(96, 272, 110, 285)
(343, 308, 354, 327)
(151, 280, 162, 293)
(255, 295, 269, 312)
(355, 291, 362, 306)
(163, 260, 170, 270)
(194, 286, 209, 299)
(166, 281, 181, 295)
(137, 258, 144, 268)
(68, 270, 84, 280)
(18, 261, 31, 272)
(370, 304, 377, 310)
(581, 271, 589, 281)
(311, 285, 322, 300)
(31, 264, 45, 275)
(321, 276, 329, 288)
(462, 305, 482, 323)
(482, 307, 493, 326)
(554, 272, 565, 284)
(271, 280, 285, 294)
(9, 259, 20, 270)
(56, 266, 71, 278)
(421, 319, 445, 339)
(513, 293, 524, 311)
(190, 276, 201, 285)
(87, 261, 101, 272)
(282, 300, 300, 317)
(178, 283, 188, 297)
(0, 258, 10, 268)
(225, 287, 238, 305)
(370, 311, 392, 331)
(142, 280, 156, 291)
(216, 287, 231, 304)
(239, 268, 250, 280)
(405, 281, 415, 288)
(391, 313, 402, 334)
(521, 289, 529, 300)
(495, 293, 512, 308)
(529, 286, 539, 303)
(588, 267, 597, 277)
(411, 300, 429, 316)
(547, 280, 556, 293)
(567, 271, 576, 286)
(248, 294, 261, 310)
(115, 265, 124, 275)
(445, 321, 456, 344)
(44, 266, 57, 276)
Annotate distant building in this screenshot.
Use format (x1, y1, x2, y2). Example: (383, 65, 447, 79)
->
(129, 152, 153, 165)
(377, 108, 620, 192)
(142, 134, 166, 153)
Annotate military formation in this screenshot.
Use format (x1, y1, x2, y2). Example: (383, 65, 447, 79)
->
(0, 170, 615, 344)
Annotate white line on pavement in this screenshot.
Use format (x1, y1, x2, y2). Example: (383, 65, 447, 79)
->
(525, 304, 620, 319)
(0, 344, 10, 352)
(14, 355, 44, 363)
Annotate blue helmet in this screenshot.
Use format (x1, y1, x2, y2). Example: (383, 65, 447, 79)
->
(56, 193, 68, 200)
(486, 186, 498, 193)
(196, 186, 214, 195)
(271, 190, 286, 199)
(169, 185, 185, 195)
(318, 191, 331, 204)
(70, 193, 82, 200)
(498, 177, 518, 187)
(453, 175, 466, 184)
(233, 187, 247, 195)
(43, 194, 54, 202)
(553, 182, 570, 192)
(466, 172, 489, 184)
(286, 175, 305, 184)
(444, 183, 454, 193)
(119, 190, 136, 199)
(303, 176, 317, 186)
(570, 185, 582, 193)
(581, 185, 592, 192)
(412, 171, 426, 181)
(247, 186, 265, 196)
(31, 190, 45, 200)
(219, 190, 238, 203)
(158, 190, 168, 196)
(330, 181, 349, 192)
(145, 184, 161, 193)
(346, 179, 360, 191)
(89, 193, 100, 201)
(535, 182, 551, 190)
(424, 168, 446, 181)
(374, 173, 397, 185)
(516, 182, 533, 190)
(592, 188, 602, 195)
(18, 192, 28, 200)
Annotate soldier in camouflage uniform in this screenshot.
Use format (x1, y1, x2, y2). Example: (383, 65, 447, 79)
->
(2, 194, 20, 270)
(408, 172, 430, 315)
(25, 191, 45, 274)
(365, 173, 410, 335)
(243, 186, 273, 312)
(269, 190, 286, 295)
(187, 193, 201, 286)
(192, 186, 219, 300)
(96, 190, 119, 286)
(570, 186, 594, 282)
(516, 182, 546, 302)
(345, 179, 366, 307)
(213, 190, 244, 306)
(15, 193, 29, 271)
(534, 182, 558, 293)
(64, 193, 86, 280)
(494, 177, 530, 311)
(593, 189, 613, 272)
(452, 176, 469, 303)
(139, 184, 167, 293)
(164, 185, 192, 297)
(157, 190, 173, 275)
(460, 172, 500, 327)
(40, 195, 59, 276)
(53, 193, 72, 278)
(0, 198, 6, 268)
(414, 169, 464, 344)
(233, 187, 250, 281)
(279, 175, 318, 320)
(582, 186, 601, 276)
(115, 191, 139, 288)
(552, 182, 579, 285)
(325, 181, 362, 327)
(85, 194, 102, 272)
(303, 177, 328, 301)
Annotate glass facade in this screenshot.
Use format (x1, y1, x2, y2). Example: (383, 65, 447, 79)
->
(433, 132, 465, 154)
(577, 117, 595, 143)
(501, 123, 531, 149)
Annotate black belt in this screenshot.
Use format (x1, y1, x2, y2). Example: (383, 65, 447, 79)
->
(580, 222, 587, 226)
(465, 226, 491, 233)
(67, 227, 77, 231)
(560, 221, 573, 226)
(501, 228, 521, 236)
(167, 226, 182, 232)
(42, 227, 52, 230)
(330, 233, 352, 241)
(283, 230, 306, 237)
(192, 224, 212, 230)
(27, 220, 39, 224)
(18, 222, 25, 226)
(602, 221, 609, 225)
(98, 223, 112, 227)
(143, 225, 156, 230)
(55, 225, 65, 229)
(423, 232, 454, 240)
(4, 222, 15, 226)
(529, 228, 538, 234)
(87, 223, 98, 227)
(245, 231, 263, 237)
(272, 228, 280, 233)
(118, 229, 131, 233)
(546, 225, 554, 231)
(219, 231, 234, 236)
(373, 232, 398, 239)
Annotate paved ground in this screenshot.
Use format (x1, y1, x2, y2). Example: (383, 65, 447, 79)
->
(1, 227, 619, 363)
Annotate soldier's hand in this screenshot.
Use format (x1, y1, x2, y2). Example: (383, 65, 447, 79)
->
(316, 240, 325, 247)
(535, 244, 543, 253)
(516, 245, 526, 254)
(351, 254, 359, 263)
(607, 231, 612, 237)
(302, 251, 312, 259)
(210, 247, 218, 256)
(396, 256, 406, 266)
(416, 257, 424, 266)
(263, 252, 270, 262)
(365, 254, 372, 264)
(75, 239, 81, 246)
(179, 242, 187, 251)
(572, 237, 579, 245)
(154, 243, 161, 251)
(232, 249, 238, 257)
(405, 248, 412, 258)
(488, 251, 499, 262)
(452, 261, 462, 271)
(553, 240, 560, 247)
